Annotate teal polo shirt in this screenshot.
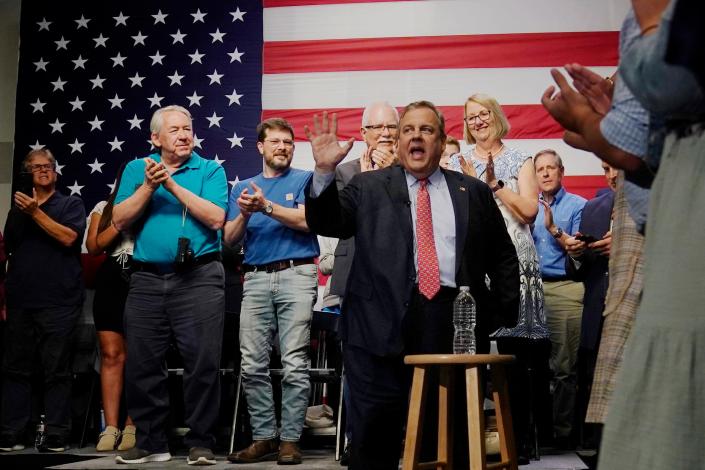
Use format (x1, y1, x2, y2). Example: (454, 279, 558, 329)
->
(115, 152, 228, 265)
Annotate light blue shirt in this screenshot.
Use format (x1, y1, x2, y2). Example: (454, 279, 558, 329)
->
(311, 167, 457, 287)
(115, 152, 228, 265)
(533, 187, 586, 277)
(405, 168, 456, 287)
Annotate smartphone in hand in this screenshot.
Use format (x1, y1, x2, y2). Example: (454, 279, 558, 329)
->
(575, 233, 598, 244)
(17, 172, 34, 197)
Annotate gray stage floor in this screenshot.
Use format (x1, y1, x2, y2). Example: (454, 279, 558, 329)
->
(0, 446, 590, 470)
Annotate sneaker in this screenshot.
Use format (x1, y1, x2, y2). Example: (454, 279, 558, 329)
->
(227, 438, 279, 463)
(96, 425, 120, 451)
(40, 435, 68, 452)
(115, 447, 172, 464)
(187, 447, 216, 465)
(277, 441, 302, 465)
(117, 425, 136, 451)
(0, 434, 24, 452)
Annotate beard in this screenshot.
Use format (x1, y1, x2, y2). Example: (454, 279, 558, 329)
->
(265, 153, 291, 171)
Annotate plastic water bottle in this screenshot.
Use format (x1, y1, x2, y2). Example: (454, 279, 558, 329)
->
(35, 414, 46, 449)
(453, 286, 476, 354)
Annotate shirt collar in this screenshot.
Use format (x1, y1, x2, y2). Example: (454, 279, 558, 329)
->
(549, 186, 566, 206)
(405, 166, 444, 189)
(149, 151, 202, 171)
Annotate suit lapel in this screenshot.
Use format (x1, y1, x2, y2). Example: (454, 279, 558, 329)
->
(387, 166, 414, 254)
(443, 169, 469, 276)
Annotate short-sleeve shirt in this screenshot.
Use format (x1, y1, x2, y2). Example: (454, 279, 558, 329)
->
(532, 187, 586, 277)
(90, 200, 135, 259)
(115, 152, 228, 265)
(4, 191, 86, 308)
(227, 168, 319, 265)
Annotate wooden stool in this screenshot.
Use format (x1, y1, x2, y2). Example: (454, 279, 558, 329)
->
(402, 354, 518, 470)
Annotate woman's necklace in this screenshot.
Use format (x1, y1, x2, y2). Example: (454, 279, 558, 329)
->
(472, 143, 505, 161)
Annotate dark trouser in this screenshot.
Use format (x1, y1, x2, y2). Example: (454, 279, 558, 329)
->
(124, 261, 224, 452)
(1, 304, 81, 439)
(345, 287, 487, 470)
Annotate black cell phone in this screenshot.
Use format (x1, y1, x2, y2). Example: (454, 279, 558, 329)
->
(17, 172, 34, 196)
(576, 233, 598, 244)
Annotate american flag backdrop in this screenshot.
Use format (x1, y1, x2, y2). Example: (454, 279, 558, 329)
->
(12, 0, 627, 212)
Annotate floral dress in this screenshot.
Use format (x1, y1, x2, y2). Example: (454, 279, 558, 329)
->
(449, 147, 549, 339)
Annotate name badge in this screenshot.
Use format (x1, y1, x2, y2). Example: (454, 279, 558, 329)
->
(286, 193, 294, 201)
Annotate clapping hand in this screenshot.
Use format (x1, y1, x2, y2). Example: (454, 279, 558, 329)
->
(564, 63, 613, 116)
(304, 112, 355, 173)
(458, 157, 477, 177)
(539, 199, 555, 231)
(237, 182, 266, 216)
(486, 153, 498, 186)
(541, 69, 596, 134)
(143, 158, 169, 190)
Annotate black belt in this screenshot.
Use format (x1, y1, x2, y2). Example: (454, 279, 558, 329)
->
(542, 275, 570, 282)
(134, 251, 221, 275)
(242, 258, 315, 273)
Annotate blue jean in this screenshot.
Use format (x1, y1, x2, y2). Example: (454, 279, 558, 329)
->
(239, 263, 318, 442)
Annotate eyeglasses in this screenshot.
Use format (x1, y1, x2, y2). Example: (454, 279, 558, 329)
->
(264, 138, 294, 148)
(364, 124, 399, 134)
(464, 110, 491, 124)
(28, 163, 55, 172)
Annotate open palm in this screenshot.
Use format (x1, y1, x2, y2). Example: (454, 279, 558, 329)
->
(304, 112, 355, 173)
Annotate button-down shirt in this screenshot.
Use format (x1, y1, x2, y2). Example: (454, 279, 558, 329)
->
(311, 166, 457, 287)
(533, 187, 586, 277)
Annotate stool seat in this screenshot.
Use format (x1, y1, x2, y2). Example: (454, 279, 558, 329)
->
(404, 354, 515, 366)
(403, 353, 518, 470)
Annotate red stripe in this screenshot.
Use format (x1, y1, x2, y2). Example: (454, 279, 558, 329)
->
(263, 105, 563, 141)
(563, 176, 608, 200)
(264, 32, 618, 74)
(264, 0, 414, 7)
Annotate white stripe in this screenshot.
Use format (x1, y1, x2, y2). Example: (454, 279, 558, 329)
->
(264, 0, 629, 41)
(288, 140, 604, 176)
(262, 67, 617, 109)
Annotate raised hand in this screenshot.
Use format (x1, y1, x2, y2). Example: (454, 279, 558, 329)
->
(564, 63, 613, 116)
(539, 199, 555, 231)
(14, 188, 39, 215)
(304, 112, 355, 173)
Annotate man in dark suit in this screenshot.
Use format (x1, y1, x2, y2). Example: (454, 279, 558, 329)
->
(565, 162, 617, 446)
(304, 102, 520, 470)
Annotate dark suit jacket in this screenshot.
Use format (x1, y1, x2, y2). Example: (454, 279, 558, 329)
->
(306, 164, 520, 357)
(329, 158, 361, 298)
(566, 190, 614, 351)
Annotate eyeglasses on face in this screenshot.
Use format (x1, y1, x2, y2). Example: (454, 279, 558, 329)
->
(364, 124, 399, 134)
(28, 163, 55, 172)
(264, 138, 294, 148)
(464, 109, 491, 124)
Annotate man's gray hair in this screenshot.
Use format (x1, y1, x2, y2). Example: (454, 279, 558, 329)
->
(534, 148, 564, 168)
(361, 101, 399, 127)
(150, 105, 192, 134)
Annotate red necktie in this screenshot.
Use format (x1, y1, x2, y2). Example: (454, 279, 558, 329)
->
(416, 179, 441, 299)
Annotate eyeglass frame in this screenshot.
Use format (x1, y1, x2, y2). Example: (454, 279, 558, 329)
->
(363, 124, 399, 134)
(464, 109, 492, 125)
(27, 163, 56, 173)
(263, 138, 295, 148)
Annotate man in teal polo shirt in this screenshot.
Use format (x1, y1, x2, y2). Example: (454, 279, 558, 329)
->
(112, 105, 227, 466)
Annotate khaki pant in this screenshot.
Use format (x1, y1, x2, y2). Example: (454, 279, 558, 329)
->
(544, 280, 584, 439)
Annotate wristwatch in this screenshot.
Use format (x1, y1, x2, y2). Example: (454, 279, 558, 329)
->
(551, 226, 564, 239)
(262, 200, 273, 215)
(490, 180, 505, 193)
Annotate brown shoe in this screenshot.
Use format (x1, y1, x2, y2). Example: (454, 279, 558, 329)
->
(227, 439, 279, 463)
(277, 441, 302, 465)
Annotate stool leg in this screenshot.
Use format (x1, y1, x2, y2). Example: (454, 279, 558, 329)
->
(491, 364, 518, 470)
(403, 366, 428, 470)
(465, 366, 486, 470)
(437, 367, 453, 470)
